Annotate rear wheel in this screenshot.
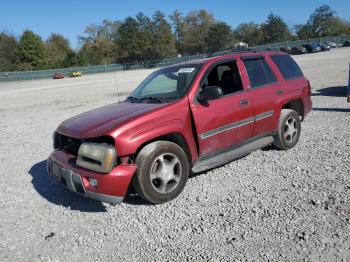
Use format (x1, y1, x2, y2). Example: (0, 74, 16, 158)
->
(273, 109, 301, 150)
(133, 141, 189, 204)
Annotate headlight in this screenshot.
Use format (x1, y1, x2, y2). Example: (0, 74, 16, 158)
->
(76, 142, 116, 173)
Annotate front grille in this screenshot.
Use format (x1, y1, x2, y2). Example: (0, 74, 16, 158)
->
(53, 132, 82, 156)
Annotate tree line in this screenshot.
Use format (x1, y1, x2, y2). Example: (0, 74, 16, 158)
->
(0, 4, 349, 72)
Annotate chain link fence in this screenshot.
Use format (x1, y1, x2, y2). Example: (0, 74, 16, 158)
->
(1, 35, 349, 82)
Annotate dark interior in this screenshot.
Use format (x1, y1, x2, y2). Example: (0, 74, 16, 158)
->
(205, 62, 243, 95)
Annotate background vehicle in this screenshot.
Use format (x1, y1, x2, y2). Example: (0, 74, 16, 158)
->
(280, 47, 291, 54)
(291, 46, 307, 55)
(53, 73, 64, 79)
(70, 71, 82, 77)
(317, 43, 331, 51)
(343, 40, 350, 47)
(48, 51, 312, 204)
(325, 41, 336, 48)
(302, 44, 321, 53)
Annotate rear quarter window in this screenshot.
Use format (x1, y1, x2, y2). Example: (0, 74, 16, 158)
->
(243, 59, 277, 88)
(270, 55, 303, 80)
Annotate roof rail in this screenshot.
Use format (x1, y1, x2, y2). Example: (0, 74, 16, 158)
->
(207, 48, 281, 58)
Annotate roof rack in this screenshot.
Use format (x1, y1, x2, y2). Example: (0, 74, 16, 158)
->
(207, 48, 281, 58)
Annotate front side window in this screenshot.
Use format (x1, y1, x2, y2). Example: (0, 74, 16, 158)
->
(202, 61, 243, 96)
(243, 58, 276, 88)
(128, 64, 200, 103)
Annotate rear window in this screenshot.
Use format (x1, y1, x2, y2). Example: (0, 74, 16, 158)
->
(270, 55, 303, 80)
(243, 59, 277, 88)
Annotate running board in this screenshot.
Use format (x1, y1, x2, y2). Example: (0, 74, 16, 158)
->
(192, 136, 274, 173)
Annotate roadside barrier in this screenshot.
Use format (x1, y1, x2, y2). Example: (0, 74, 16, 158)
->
(347, 63, 350, 103)
(1, 35, 350, 82)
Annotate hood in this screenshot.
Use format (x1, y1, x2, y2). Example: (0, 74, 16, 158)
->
(57, 102, 166, 138)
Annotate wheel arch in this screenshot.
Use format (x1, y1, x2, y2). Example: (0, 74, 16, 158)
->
(133, 132, 193, 165)
(282, 98, 305, 121)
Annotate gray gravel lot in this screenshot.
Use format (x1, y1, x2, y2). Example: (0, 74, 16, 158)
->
(0, 48, 349, 261)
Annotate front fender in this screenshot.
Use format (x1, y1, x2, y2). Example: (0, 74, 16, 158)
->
(111, 100, 199, 162)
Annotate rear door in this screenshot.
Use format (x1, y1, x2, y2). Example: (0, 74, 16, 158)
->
(190, 60, 254, 157)
(241, 55, 284, 136)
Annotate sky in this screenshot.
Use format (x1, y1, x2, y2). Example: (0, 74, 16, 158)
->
(1, 0, 349, 49)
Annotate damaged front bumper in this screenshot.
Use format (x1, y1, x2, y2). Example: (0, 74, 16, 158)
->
(47, 150, 136, 204)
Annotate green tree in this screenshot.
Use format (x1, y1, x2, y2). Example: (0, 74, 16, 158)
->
(62, 50, 79, 68)
(45, 33, 72, 68)
(170, 10, 214, 55)
(117, 12, 175, 62)
(233, 22, 263, 46)
(16, 30, 46, 70)
(0, 32, 18, 71)
(295, 5, 350, 38)
(205, 22, 234, 52)
(294, 24, 312, 39)
(169, 10, 185, 54)
(309, 4, 336, 36)
(151, 11, 176, 59)
(261, 13, 291, 43)
(183, 10, 214, 54)
(78, 19, 122, 65)
(77, 39, 116, 66)
(117, 16, 146, 61)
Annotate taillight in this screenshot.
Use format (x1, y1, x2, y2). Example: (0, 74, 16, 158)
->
(307, 80, 312, 96)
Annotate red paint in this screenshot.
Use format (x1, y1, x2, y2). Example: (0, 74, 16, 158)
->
(50, 150, 136, 198)
(51, 51, 312, 201)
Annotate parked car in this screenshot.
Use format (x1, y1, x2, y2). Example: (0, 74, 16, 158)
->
(316, 43, 331, 51)
(302, 44, 321, 53)
(291, 46, 307, 55)
(325, 41, 336, 48)
(280, 47, 291, 54)
(70, 71, 82, 77)
(48, 51, 312, 204)
(53, 73, 64, 79)
(343, 40, 350, 47)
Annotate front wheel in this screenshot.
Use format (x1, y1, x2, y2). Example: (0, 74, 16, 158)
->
(132, 141, 189, 204)
(273, 109, 301, 150)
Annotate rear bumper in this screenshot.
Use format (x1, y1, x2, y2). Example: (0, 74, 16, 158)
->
(47, 150, 137, 204)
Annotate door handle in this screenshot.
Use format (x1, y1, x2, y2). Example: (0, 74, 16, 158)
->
(276, 89, 284, 95)
(240, 99, 249, 106)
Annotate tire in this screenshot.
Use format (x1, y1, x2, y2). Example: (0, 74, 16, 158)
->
(273, 109, 301, 150)
(132, 141, 189, 204)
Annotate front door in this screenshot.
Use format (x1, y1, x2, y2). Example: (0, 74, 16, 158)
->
(190, 60, 254, 157)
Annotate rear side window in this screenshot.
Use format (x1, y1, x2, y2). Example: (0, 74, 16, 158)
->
(243, 59, 276, 88)
(270, 55, 303, 80)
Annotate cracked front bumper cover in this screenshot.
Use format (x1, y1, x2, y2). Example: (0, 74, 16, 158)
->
(48, 150, 137, 204)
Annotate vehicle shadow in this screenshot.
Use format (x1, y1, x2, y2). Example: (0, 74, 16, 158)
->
(312, 107, 350, 112)
(123, 192, 154, 206)
(312, 86, 347, 97)
(28, 160, 107, 212)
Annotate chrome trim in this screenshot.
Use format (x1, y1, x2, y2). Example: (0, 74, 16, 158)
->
(199, 110, 274, 140)
(200, 117, 254, 139)
(254, 110, 274, 121)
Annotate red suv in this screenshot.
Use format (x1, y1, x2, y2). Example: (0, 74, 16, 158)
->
(48, 51, 312, 204)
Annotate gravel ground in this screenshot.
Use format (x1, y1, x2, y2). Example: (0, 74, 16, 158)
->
(0, 48, 349, 261)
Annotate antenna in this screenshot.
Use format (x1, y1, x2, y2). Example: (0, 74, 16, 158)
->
(113, 70, 121, 102)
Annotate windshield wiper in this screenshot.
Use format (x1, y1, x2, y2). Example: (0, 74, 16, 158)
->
(139, 96, 166, 103)
(126, 96, 141, 103)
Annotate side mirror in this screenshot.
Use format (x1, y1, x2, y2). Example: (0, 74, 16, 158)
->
(197, 85, 223, 101)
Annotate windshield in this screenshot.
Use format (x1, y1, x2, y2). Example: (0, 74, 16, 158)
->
(127, 64, 200, 103)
